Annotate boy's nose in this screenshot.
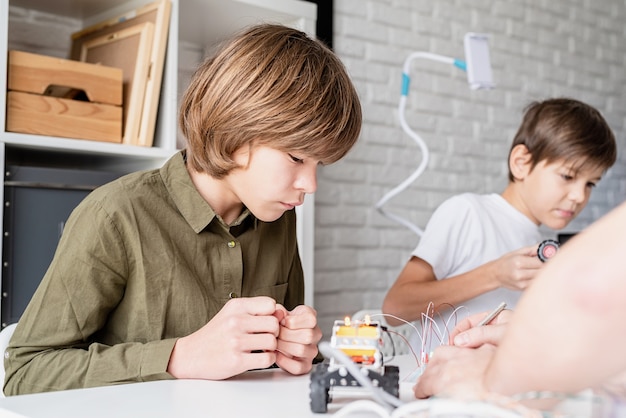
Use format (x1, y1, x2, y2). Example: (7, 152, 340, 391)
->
(295, 167, 318, 194)
(568, 183, 588, 203)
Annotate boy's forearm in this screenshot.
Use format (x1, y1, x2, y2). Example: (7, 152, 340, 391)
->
(5, 339, 175, 395)
(383, 267, 499, 325)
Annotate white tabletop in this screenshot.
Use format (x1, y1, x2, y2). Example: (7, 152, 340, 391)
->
(0, 356, 420, 418)
(0, 355, 608, 418)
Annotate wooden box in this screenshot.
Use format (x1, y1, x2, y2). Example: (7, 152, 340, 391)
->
(6, 50, 123, 143)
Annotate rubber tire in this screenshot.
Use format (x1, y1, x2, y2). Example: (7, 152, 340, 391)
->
(382, 365, 400, 398)
(309, 363, 330, 413)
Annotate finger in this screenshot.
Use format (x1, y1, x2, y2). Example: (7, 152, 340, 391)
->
(278, 326, 320, 347)
(413, 379, 433, 399)
(283, 306, 318, 329)
(283, 314, 317, 330)
(448, 311, 494, 342)
(413, 364, 443, 399)
(519, 244, 541, 256)
(276, 338, 318, 360)
(475, 307, 514, 326)
(242, 350, 277, 372)
(450, 309, 513, 344)
(274, 304, 288, 324)
(524, 257, 545, 269)
(236, 314, 280, 336)
(453, 324, 506, 348)
(237, 332, 278, 353)
(493, 309, 513, 324)
(448, 317, 476, 342)
(275, 352, 313, 375)
(205, 346, 278, 378)
(290, 304, 317, 316)
(227, 296, 277, 316)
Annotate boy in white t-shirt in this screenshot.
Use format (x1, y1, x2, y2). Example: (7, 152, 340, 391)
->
(382, 97, 617, 351)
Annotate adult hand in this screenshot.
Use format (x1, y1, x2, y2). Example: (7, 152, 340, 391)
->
(488, 245, 544, 291)
(414, 344, 496, 399)
(449, 309, 513, 347)
(167, 296, 281, 380)
(274, 304, 322, 375)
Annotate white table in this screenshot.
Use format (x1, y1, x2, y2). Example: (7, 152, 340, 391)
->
(0, 355, 609, 418)
(0, 356, 419, 418)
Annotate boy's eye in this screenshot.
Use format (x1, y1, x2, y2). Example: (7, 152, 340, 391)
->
(560, 174, 573, 181)
(587, 181, 597, 188)
(288, 154, 303, 163)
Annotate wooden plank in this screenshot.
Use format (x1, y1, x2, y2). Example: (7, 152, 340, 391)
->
(7, 91, 122, 143)
(7, 50, 123, 106)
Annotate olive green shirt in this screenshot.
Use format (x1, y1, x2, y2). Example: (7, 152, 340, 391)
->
(4, 151, 304, 395)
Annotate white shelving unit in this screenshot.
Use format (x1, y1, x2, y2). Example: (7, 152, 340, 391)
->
(0, 0, 317, 320)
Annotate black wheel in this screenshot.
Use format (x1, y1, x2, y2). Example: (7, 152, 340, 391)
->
(309, 363, 330, 413)
(381, 365, 400, 398)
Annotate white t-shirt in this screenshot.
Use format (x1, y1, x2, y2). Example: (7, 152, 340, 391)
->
(408, 193, 541, 352)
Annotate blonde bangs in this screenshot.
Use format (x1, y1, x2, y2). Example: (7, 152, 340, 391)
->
(180, 24, 361, 176)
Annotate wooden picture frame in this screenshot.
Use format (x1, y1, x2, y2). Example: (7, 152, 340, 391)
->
(71, 0, 172, 147)
(80, 22, 154, 146)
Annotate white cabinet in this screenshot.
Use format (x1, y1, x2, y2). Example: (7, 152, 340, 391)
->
(0, 0, 317, 324)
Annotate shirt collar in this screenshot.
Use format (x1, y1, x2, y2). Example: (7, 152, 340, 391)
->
(160, 150, 257, 233)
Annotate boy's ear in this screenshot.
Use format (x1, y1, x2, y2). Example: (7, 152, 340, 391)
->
(509, 144, 532, 180)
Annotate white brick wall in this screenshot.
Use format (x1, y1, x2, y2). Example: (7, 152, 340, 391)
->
(8, 7, 80, 57)
(316, 0, 626, 337)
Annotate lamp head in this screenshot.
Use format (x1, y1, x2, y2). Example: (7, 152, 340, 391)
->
(463, 32, 495, 90)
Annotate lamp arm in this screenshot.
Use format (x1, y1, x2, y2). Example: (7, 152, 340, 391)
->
(375, 52, 466, 237)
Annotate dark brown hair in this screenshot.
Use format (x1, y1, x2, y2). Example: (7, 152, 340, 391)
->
(508, 98, 616, 182)
(179, 24, 362, 178)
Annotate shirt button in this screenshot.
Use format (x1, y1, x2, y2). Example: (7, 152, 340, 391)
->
(227, 241, 236, 248)
(229, 292, 237, 298)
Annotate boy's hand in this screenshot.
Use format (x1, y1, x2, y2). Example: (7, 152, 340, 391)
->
(274, 304, 322, 375)
(449, 309, 513, 347)
(491, 244, 543, 291)
(167, 296, 281, 380)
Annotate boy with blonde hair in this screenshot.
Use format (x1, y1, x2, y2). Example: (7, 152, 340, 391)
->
(383, 98, 616, 348)
(5, 24, 362, 395)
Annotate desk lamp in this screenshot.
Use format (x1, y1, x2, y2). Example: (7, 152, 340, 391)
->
(375, 33, 495, 236)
